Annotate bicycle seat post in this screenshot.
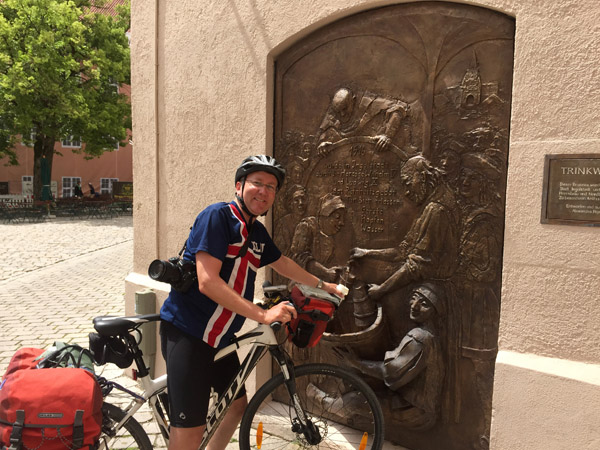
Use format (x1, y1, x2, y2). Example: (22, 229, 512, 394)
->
(125, 333, 150, 379)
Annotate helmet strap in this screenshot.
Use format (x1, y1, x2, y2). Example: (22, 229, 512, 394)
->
(235, 179, 257, 220)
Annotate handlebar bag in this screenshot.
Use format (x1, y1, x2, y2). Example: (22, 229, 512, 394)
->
(287, 284, 338, 348)
(0, 348, 102, 450)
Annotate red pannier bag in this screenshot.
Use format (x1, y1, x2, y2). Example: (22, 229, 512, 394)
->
(2, 349, 44, 378)
(287, 284, 340, 348)
(0, 348, 103, 450)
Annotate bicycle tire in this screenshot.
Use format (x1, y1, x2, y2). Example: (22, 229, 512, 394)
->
(99, 402, 153, 450)
(239, 363, 384, 450)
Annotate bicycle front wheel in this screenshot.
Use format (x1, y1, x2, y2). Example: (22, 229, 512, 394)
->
(239, 363, 384, 450)
(99, 403, 153, 450)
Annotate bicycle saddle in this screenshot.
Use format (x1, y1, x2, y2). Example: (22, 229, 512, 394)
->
(93, 313, 161, 336)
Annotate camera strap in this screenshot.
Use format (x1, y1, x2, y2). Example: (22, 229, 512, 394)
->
(178, 227, 192, 258)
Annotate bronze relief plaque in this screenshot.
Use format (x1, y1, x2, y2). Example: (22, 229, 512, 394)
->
(272, 3, 514, 449)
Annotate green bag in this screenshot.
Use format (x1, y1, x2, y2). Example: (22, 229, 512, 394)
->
(35, 341, 96, 373)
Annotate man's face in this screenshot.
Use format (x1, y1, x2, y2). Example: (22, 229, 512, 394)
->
(290, 165, 303, 184)
(409, 292, 435, 323)
(236, 171, 278, 216)
(291, 191, 307, 216)
(320, 208, 345, 236)
(400, 166, 428, 205)
(332, 90, 354, 122)
(440, 151, 460, 177)
(459, 168, 483, 201)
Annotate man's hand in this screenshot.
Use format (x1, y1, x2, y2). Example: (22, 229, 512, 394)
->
(322, 281, 347, 298)
(367, 283, 385, 301)
(349, 247, 369, 261)
(374, 134, 391, 152)
(264, 301, 297, 325)
(324, 265, 348, 281)
(317, 141, 334, 157)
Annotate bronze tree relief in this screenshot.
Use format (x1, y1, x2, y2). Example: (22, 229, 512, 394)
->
(272, 3, 513, 449)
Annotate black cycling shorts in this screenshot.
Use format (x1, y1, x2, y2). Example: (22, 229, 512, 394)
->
(160, 320, 246, 428)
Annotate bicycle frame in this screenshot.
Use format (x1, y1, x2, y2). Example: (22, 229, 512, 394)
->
(201, 322, 279, 449)
(102, 321, 282, 450)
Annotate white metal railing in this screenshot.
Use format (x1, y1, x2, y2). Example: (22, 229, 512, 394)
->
(0, 195, 33, 204)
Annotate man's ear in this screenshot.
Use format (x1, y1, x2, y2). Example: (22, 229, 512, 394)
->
(235, 178, 245, 192)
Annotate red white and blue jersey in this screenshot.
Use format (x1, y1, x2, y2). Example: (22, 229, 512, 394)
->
(160, 201, 281, 348)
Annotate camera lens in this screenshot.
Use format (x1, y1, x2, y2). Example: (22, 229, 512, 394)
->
(148, 259, 166, 280)
(148, 259, 181, 284)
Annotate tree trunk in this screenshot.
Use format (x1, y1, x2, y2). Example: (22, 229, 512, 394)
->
(33, 135, 56, 200)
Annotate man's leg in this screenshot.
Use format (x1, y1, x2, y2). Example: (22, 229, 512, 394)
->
(206, 396, 248, 450)
(169, 426, 205, 450)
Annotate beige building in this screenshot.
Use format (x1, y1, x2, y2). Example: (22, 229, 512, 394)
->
(127, 0, 600, 448)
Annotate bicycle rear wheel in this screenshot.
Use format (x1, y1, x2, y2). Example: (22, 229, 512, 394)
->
(239, 363, 384, 450)
(99, 403, 153, 450)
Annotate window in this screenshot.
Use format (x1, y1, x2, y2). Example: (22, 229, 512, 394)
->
(22, 129, 36, 146)
(62, 136, 81, 148)
(62, 177, 81, 198)
(103, 136, 120, 150)
(100, 178, 118, 195)
(21, 176, 33, 196)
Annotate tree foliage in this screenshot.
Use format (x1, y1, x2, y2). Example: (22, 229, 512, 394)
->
(0, 0, 131, 198)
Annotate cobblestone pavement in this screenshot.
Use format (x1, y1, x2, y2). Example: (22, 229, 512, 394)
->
(0, 216, 134, 367)
(0, 216, 171, 448)
(0, 216, 133, 282)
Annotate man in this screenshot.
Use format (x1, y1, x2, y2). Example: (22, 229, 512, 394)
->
(274, 184, 307, 255)
(322, 283, 446, 430)
(73, 181, 83, 198)
(317, 87, 408, 155)
(160, 155, 345, 450)
(350, 156, 459, 312)
(290, 193, 347, 283)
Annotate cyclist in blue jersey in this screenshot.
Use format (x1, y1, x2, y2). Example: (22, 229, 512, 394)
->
(160, 155, 345, 450)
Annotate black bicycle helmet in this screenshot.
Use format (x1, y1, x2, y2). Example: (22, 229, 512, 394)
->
(235, 155, 286, 189)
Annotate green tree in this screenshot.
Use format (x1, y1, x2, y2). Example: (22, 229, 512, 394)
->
(0, 0, 131, 200)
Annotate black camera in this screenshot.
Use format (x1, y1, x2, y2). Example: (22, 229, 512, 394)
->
(148, 257, 197, 293)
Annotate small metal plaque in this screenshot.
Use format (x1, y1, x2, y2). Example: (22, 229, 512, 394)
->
(541, 154, 600, 225)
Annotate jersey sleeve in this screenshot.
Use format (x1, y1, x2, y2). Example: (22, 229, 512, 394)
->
(185, 204, 231, 261)
(255, 222, 282, 267)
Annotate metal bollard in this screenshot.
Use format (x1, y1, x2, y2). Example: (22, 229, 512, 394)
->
(135, 289, 156, 378)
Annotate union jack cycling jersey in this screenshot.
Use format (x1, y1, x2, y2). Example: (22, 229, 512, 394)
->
(160, 201, 281, 348)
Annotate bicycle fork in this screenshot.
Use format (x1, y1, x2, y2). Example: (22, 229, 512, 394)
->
(269, 347, 322, 445)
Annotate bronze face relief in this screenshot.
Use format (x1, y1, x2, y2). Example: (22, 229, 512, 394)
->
(272, 3, 514, 450)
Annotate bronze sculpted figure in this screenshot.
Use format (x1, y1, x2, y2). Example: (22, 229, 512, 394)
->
(272, 3, 513, 449)
(335, 283, 446, 430)
(349, 156, 459, 304)
(317, 87, 409, 155)
(290, 193, 348, 283)
(455, 149, 504, 445)
(274, 184, 307, 255)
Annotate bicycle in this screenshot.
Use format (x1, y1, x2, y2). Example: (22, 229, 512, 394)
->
(92, 284, 385, 450)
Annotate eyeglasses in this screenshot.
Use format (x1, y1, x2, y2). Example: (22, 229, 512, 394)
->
(246, 179, 277, 193)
